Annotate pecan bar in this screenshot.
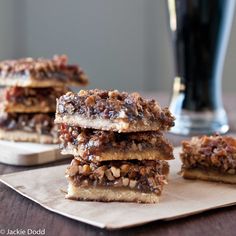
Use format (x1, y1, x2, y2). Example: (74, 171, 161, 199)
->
(66, 158, 169, 203)
(55, 89, 175, 132)
(180, 135, 236, 184)
(0, 112, 58, 143)
(0, 55, 88, 87)
(59, 124, 174, 161)
(1, 86, 68, 113)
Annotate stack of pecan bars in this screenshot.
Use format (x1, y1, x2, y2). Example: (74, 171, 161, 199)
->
(55, 89, 175, 203)
(0, 55, 88, 143)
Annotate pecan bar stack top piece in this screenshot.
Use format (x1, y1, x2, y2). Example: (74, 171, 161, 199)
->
(55, 89, 175, 203)
(0, 55, 88, 144)
(180, 135, 236, 184)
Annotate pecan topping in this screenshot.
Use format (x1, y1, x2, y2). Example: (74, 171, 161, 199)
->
(56, 89, 175, 130)
(180, 135, 236, 174)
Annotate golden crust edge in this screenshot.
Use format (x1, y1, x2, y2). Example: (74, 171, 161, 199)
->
(0, 129, 58, 144)
(0, 76, 87, 88)
(181, 167, 236, 184)
(62, 148, 173, 161)
(66, 182, 160, 203)
(3, 103, 55, 113)
(55, 115, 165, 132)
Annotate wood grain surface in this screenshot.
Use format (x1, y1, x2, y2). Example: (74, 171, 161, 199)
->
(1, 93, 236, 236)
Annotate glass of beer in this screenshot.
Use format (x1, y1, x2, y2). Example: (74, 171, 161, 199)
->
(167, 0, 235, 135)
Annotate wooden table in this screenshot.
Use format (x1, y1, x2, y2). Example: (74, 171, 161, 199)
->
(1, 93, 236, 236)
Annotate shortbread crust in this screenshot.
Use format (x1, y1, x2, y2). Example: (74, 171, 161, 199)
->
(181, 167, 236, 184)
(0, 129, 58, 144)
(67, 183, 160, 203)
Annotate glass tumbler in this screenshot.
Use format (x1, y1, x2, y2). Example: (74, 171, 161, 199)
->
(167, 0, 235, 135)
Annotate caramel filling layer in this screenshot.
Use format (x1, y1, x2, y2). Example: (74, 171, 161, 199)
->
(0, 112, 57, 137)
(67, 158, 169, 194)
(3, 86, 67, 110)
(59, 124, 174, 160)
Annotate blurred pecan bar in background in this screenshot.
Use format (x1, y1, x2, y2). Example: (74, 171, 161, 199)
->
(0, 112, 57, 143)
(0, 55, 88, 87)
(56, 89, 175, 203)
(180, 135, 236, 184)
(2, 86, 67, 113)
(0, 55, 88, 144)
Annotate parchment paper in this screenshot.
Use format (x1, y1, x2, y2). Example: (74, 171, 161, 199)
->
(1, 147, 236, 229)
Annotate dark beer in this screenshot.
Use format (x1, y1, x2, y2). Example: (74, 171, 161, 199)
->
(169, 0, 234, 111)
(167, 0, 234, 134)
